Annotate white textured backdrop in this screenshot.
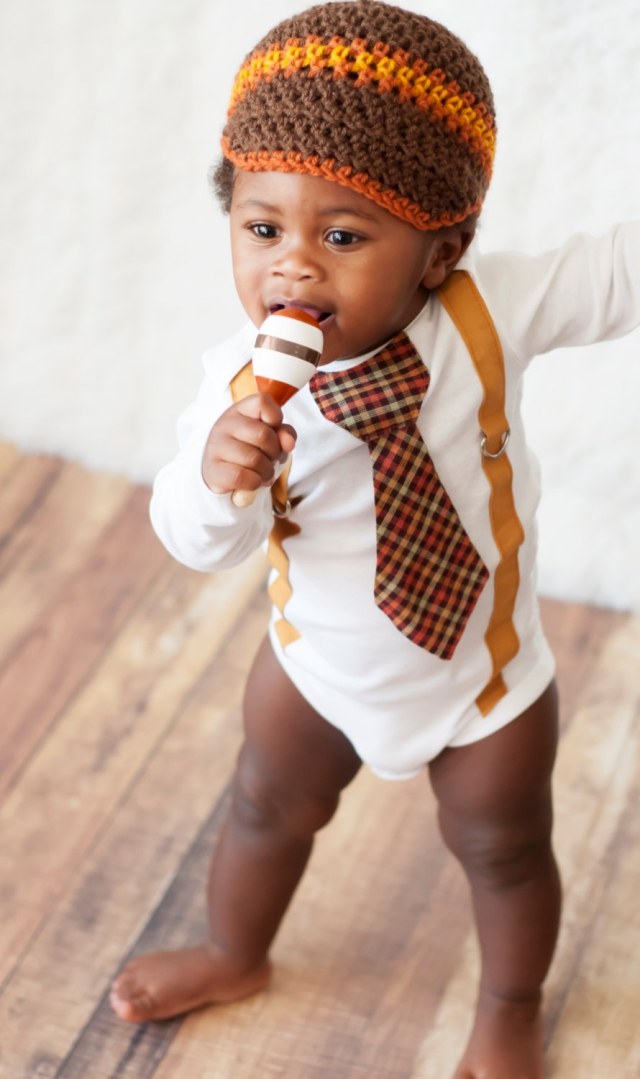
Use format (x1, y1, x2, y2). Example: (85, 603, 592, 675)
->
(1, 0, 638, 609)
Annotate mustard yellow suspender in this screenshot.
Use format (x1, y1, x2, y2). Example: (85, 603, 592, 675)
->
(437, 271, 525, 714)
(230, 363, 301, 648)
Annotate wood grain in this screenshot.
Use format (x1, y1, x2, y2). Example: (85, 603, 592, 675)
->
(0, 444, 638, 1078)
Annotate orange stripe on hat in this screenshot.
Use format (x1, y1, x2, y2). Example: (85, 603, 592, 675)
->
(221, 140, 484, 231)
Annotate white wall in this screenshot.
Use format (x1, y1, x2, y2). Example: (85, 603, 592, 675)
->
(1, 0, 638, 608)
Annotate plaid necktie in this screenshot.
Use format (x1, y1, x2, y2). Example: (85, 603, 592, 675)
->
(310, 333, 488, 660)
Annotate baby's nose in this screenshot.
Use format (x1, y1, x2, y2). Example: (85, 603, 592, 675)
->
(272, 239, 323, 281)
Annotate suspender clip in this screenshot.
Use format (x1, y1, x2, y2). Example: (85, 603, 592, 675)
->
(272, 497, 292, 519)
(480, 428, 510, 459)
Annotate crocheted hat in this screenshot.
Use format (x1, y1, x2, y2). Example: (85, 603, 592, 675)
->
(220, 0, 496, 230)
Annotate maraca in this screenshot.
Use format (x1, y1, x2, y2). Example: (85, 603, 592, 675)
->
(232, 308, 324, 507)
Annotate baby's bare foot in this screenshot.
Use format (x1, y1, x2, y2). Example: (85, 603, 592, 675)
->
(452, 991, 544, 1079)
(110, 943, 272, 1023)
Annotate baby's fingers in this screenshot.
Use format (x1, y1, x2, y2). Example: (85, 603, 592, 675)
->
(235, 393, 284, 427)
(277, 423, 298, 459)
(203, 395, 289, 494)
(204, 446, 272, 496)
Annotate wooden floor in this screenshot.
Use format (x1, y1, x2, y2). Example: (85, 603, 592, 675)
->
(0, 442, 639, 1078)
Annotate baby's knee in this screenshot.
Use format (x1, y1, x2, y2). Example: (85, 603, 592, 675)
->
(230, 754, 339, 838)
(439, 800, 555, 889)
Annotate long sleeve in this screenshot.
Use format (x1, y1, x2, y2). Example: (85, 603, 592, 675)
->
(149, 324, 275, 572)
(472, 222, 640, 364)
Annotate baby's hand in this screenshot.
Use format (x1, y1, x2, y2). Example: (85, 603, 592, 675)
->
(202, 394, 297, 496)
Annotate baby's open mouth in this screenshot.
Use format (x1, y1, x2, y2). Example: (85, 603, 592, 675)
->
(270, 302, 333, 325)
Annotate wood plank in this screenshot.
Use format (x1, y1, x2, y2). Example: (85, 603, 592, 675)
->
(0, 459, 130, 663)
(545, 614, 640, 1073)
(0, 449, 63, 552)
(0, 546, 267, 991)
(0, 485, 167, 796)
(0, 584, 268, 1079)
(0, 440, 23, 480)
(548, 739, 640, 1075)
(539, 598, 629, 728)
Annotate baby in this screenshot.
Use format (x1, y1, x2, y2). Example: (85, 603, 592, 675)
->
(110, 3, 640, 1076)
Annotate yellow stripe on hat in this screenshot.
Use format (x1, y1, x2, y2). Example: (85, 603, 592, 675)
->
(228, 36, 496, 175)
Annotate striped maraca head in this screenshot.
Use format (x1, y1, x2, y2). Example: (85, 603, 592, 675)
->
(253, 308, 324, 404)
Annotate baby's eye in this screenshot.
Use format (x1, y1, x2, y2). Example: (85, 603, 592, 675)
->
(250, 223, 278, 239)
(326, 228, 360, 247)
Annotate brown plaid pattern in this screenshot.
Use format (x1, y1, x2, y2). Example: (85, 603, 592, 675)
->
(310, 333, 488, 659)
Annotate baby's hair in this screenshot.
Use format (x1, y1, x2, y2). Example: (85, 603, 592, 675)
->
(209, 156, 234, 214)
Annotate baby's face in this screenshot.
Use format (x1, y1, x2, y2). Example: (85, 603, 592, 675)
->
(229, 171, 443, 364)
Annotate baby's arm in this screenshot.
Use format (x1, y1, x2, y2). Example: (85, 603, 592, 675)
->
(476, 221, 640, 362)
(150, 368, 296, 573)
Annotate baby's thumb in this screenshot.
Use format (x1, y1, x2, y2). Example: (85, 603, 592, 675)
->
(278, 424, 297, 457)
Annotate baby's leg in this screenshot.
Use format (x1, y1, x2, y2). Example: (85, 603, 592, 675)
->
(428, 681, 560, 1079)
(110, 636, 361, 1022)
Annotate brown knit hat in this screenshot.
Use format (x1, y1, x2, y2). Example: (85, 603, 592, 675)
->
(220, 0, 496, 230)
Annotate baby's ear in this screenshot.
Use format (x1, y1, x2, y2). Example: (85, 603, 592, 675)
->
(421, 220, 477, 289)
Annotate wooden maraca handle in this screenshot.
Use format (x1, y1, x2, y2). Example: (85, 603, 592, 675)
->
(231, 308, 323, 509)
(231, 487, 259, 508)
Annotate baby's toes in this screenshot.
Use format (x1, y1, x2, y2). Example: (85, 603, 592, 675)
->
(110, 971, 155, 1022)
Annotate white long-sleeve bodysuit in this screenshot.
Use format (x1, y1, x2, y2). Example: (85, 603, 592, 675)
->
(151, 226, 640, 778)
